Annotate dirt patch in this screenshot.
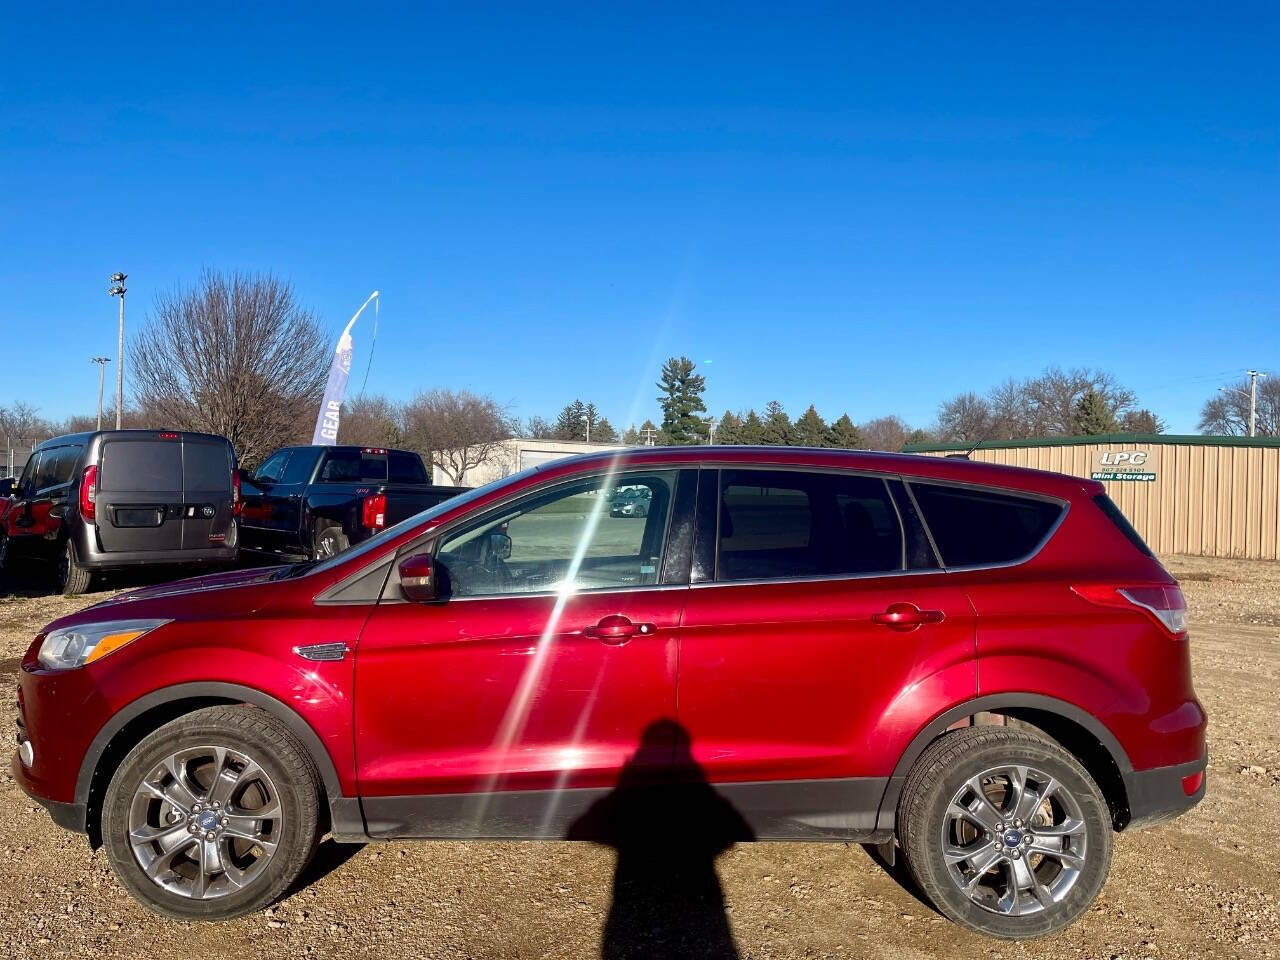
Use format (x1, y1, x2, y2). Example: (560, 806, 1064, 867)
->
(1, 556, 1277, 959)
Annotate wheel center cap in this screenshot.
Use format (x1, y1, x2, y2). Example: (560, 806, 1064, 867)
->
(1002, 829, 1023, 848)
(197, 810, 219, 831)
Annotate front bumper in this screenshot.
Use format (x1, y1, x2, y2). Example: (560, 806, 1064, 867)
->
(12, 753, 88, 833)
(1122, 748, 1208, 830)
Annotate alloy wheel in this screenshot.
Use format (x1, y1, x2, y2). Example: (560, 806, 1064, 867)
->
(942, 764, 1089, 916)
(126, 745, 284, 900)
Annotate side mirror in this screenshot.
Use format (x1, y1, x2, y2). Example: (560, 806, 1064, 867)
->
(398, 553, 438, 602)
(488, 532, 512, 560)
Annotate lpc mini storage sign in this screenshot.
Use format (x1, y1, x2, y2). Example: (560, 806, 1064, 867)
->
(1092, 448, 1157, 482)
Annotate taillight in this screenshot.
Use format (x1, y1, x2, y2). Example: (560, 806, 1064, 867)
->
(361, 493, 386, 530)
(80, 465, 98, 522)
(232, 470, 242, 517)
(1072, 583, 1188, 637)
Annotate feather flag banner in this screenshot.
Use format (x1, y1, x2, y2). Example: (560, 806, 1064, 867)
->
(312, 290, 379, 445)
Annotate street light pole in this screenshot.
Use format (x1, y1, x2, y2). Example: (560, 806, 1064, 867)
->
(108, 273, 127, 430)
(91, 357, 111, 430)
(1247, 370, 1267, 438)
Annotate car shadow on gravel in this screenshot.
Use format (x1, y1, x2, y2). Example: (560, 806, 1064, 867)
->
(569, 719, 752, 960)
(288, 838, 367, 897)
(860, 840, 938, 913)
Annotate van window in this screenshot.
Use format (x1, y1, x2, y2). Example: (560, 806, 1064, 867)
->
(183, 442, 232, 493)
(909, 482, 1064, 567)
(100, 440, 183, 492)
(35, 446, 80, 491)
(716, 470, 905, 582)
(389, 451, 427, 483)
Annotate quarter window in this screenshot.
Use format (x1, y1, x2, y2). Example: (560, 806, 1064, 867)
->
(908, 482, 1063, 567)
(436, 471, 678, 597)
(716, 470, 905, 582)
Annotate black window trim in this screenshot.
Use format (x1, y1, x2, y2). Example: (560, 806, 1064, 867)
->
(902, 476, 1070, 572)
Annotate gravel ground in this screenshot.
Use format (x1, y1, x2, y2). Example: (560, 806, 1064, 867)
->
(2, 555, 1278, 959)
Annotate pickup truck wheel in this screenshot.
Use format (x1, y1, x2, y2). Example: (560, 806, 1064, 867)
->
(101, 705, 321, 920)
(896, 726, 1112, 939)
(57, 538, 93, 595)
(312, 523, 350, 561)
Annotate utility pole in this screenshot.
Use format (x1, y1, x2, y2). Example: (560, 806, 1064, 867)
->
(1247, 370, 1266, 438)
(91, 357, 111, 430)
(707, 416, 718, 444)
(108, 273, 127, 429)
(640, 426, 657, 446)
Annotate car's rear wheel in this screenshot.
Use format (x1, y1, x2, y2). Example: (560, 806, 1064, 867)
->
(102, 705, 321, 920)
(57, 538, 93, 595)
(897, 726, 1113, 939)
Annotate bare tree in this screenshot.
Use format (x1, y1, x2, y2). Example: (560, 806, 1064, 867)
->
(936, 392, 993, 443)
(401, 388, 516, 484)
(859, 415, 913, 451)
(130, 270, 330, 466)
(337, 394, 404, 448)
(1021, 367, 1136, 436)
(1199, 378, 1280, 436)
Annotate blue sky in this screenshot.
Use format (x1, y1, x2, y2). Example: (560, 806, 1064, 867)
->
(1, 2, 1275, 434)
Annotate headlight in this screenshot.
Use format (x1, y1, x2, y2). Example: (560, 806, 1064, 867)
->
(37, 619, 171, 671)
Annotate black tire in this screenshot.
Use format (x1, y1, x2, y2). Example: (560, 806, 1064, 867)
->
(897, 726, 1113, 939)
(57, 538, 93, 596)
(312, 522, 350, 561)
(101, 705, 322, 921)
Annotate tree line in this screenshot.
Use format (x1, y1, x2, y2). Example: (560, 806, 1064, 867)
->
(5, 269, 1273, 487)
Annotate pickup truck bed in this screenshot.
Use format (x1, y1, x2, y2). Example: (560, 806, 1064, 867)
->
(238, 445, 466, 560)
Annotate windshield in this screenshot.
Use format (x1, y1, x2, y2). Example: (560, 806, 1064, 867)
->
(304, 466, 543, 577)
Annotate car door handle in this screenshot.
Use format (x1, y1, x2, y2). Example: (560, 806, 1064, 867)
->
(584, 614, 656, 645)
(872, 602, 945, 632)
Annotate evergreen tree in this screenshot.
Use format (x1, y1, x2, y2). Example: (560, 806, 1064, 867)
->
(739, 410, 764, 444)
(792, 404, 828, 447)
(824, 413, 863, 448)
(656, 356, 708, 445)
(593, 417, 618, 443)
(761, 400, 792, 445)
(714, 410, 741, 444)
(622, 424, 640, 445)
(1073, 388, 1119, 435)
(554, 399, 588, 440)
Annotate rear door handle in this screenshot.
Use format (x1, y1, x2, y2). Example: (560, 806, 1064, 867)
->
(584, 614, 656, 645)
(872, 602, 945, 632)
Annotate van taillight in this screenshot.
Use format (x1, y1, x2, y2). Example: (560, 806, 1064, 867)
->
(232, 470, 242, 516)
(80, 465, 99, 522)
(1071, 583, 1188, 637)
(361, 493, 386, 530)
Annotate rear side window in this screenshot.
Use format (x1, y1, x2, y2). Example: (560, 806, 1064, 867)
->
(389, 451, 427, 483)
(318, 449, 389, 482)
(183, 442, 232, 493)
(909, 482, 1063, 567)
(100, 440, 182, 492)
(35, 446, 80, 490)
(1093, 493, 1154, 558)
(282, 448, 320, 485)
(717, 469, 905, 582)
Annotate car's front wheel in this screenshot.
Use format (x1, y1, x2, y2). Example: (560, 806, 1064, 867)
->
(102, 705, 321, 920)
(897, 726, 1113, 939)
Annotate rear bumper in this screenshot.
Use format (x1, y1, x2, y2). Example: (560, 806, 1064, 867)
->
(79, 546, 238, 570)
(1122, 748, 1207, 830)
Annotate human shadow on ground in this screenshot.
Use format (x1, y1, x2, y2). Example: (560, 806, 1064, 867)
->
(569, 719, 753, 960)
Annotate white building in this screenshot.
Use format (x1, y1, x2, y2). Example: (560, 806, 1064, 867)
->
(431, 438, 628, 488)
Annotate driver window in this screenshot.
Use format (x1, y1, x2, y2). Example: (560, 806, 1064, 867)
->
(253, 450, 291, 483)
(436, 471, 678, 598)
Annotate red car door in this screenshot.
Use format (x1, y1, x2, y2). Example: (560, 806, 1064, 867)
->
(675, 468, 977, 837)
(353, 467, 696, 837)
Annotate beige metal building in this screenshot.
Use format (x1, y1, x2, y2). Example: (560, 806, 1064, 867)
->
(904, 434, 1280, 561)
(431, 438, 626, 488)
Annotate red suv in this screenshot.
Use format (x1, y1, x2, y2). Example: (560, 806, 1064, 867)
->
(14, 447, 1205, 938)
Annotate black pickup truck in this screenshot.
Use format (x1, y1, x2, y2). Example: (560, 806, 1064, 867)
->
(238, 445, 466, 561)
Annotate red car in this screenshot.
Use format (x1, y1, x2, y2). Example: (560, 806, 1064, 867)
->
(13, 447, 1205, 938)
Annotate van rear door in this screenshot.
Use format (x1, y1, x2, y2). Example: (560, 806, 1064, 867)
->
(95, 434, 185, 553)
(179, 436, 235, 549)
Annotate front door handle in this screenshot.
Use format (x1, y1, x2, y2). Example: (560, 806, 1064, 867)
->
(584, 614, 656, 645)
(872, 602, 945, 632)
